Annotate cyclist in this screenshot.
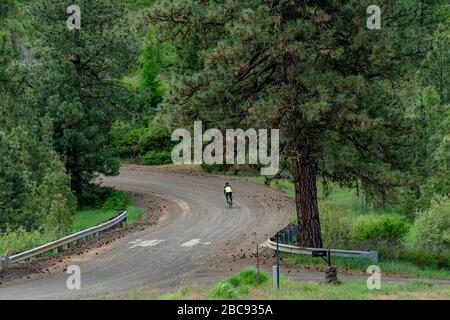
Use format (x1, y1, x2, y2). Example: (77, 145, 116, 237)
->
(224, 182, 233, 206)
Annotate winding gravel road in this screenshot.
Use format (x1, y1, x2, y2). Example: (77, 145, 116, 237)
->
(0, 166, 292, 300)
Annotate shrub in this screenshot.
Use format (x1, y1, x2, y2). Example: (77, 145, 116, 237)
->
(399, 250, 450, 269)
(353, 215, 410, 242)
(0, 228, 55, 256)
(138, 124, 173, 155)
(227, 275, 241, 287)
(102, 191, 133, 211)
(412, 196, 450, 252)
(209, 281, 237, 299)
(319, 202, 355, 248)
(111, 122, 146, 159)
(111, 119, 174, 162)
(236, 268, 268, 286)
(140, 150, 172, 165)
(38, 160, 77, 236)
(208, 269, 268, 299)
(78, 185, 116, 208)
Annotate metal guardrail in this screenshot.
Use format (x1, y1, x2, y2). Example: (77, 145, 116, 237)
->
(0, 211, 127, 269)
(267, 223, 378, 262)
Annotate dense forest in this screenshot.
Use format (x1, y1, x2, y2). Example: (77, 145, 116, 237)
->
(0, 1, 448, 267)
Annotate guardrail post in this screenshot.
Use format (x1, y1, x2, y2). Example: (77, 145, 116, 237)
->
(368, 251, 379, 262)
(291, 224, 298, 244)
(0, 256, 10, 270)
(273, 232, 280, 289)
(122, 212, 128, 228)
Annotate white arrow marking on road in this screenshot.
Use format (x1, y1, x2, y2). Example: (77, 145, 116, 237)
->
(181, 239, 211, 247)
(129, 239, 165, 249)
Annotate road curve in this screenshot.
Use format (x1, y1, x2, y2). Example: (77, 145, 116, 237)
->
(0, 166, 291, 299)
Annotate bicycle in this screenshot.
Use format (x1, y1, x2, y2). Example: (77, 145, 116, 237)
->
(226, 196, 233, 208)
(224, 183, 233, 208)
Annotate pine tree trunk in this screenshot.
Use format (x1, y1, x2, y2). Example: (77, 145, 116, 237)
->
(292, 136, 323, 248)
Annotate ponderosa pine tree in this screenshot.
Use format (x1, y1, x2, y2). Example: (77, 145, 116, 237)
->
(149, 0, 446, 247)
(0, 1, 75, 233)
(29, 0, 139, 197)
(395, 11, 449, 216)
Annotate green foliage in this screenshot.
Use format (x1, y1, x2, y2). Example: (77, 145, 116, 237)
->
(123, 0, 155, 8)
(0, 0, 76, 234)
(111, 117, 174, 165)
(102, 192, 133, 211)
(78, 185, 116, 209)
(71, 206, 142, 232)
(0, 228, 56, 256)
(78, 185, 132, 211)
(71, 208, 117, 232)
(149, 0, 447, 246)
(399, 250, 450, 269)
(319, 202, 355, 248)
(353, 215, 410, 242)
(318, 199, 410, 250)
(209, 268, 268, 299)
(140, 150, 172, 165)
(123, 206, 144, 227)
(0, 0, 15, 22)
(209, 281, 237, 299)
(0, 94, 75, 234)
(28, 0, 140, 197)
(138, 122, 173, 153)
(140, 27, 178, 106)
(234, 268, 268, 286)
(111, 122, 147, 159)
(412, 196, 450, 252)
(420, 24, 450, 105)
(164, 276, 450, 300)
(0, 204, 143, 256)
(39, 159, 77, 236)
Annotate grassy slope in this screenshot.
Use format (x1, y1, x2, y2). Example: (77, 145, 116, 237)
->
(242, 175, 393, 215)
(129, 268, 450, 300)
(284, 254, 450, 279)
(165, 279, 450, 300)
(71, 206, 143, 232)
(0, 206, 143, 256)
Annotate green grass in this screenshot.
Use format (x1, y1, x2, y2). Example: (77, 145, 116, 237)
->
(124, 206, 144, 227)
(71, 208, 117, 232)
(241, 174, 394, 215)
(0, 206, 143, 256)
(71, 206, 143, 232)
(133, 268, 450, 300)
(283, 253, 450, 280)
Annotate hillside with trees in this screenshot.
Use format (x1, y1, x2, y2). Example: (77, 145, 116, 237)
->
(0, 0, 448, 271)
